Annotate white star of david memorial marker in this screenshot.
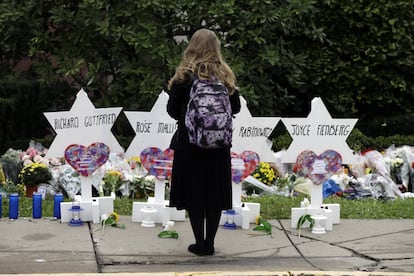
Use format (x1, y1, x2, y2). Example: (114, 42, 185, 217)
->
(232, 96, 281, 162)
(282, 97, 359, 216)
(281, 97, 358, 164)
(44, 88, 123, 159)
(125, 91, 186, 223)
(124, 91, 177, 158)
(44, 88, 123, 220)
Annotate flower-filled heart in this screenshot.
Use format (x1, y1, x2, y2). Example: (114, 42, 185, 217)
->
(65, 143, 110, 177)
(296, 149, 342, 185)
(231, 151, 260, 183)
(140, 147, 174, 180)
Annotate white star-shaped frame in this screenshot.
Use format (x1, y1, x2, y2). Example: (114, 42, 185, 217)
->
(281, 97, 359, 164)
(44, 89, 124, 158)
(232, 96, 281, 162)
(124, 91, 177, 158)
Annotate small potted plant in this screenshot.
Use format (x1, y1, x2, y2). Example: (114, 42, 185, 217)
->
(18, 162, 52, 197)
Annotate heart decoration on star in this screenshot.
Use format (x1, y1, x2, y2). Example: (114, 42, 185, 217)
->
(231, 151, 260, 183)
(295, 149, 342, 185)
(140, 147, 174, 180)
(64, 142, 110, 177)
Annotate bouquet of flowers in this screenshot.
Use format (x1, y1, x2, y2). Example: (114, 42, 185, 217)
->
(0, 148, 23, 184)
(384, 155, 404, 184)
(158, 221, 179, 239)
(251, 162, 276, 186)
(18, 162, 52, 186)
(250, 216, 273, 237)
(101, 212, 125, 229)
(102, 169, 122, 195)
(130, 174, 156, 199)
(94, 212, 126, 233)
(20, 145, 48, 166)
(0, 164, 5, 184)
(128, 156, 143, 170)
(274, 173, 299, 196)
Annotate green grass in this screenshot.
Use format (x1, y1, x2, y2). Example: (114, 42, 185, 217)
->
(1, 195, 413, 219)
(246, 194, 414, 219)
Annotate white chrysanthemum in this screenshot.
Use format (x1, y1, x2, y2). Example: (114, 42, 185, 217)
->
(33, 155, 43, 163)
(23, 159, 33, 166)
(22, 154, 31, 161)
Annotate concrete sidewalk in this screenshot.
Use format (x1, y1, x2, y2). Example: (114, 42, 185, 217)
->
(0, 216, 413, 275)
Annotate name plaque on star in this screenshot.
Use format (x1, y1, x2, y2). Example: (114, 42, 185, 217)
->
(289, 124, 351, 137)
(134, 120, 177, 134)
(124, 91, 178, 158)
(54, 113, 118, 130)
(231, 96, 280, 162)
(235, 125, 273, 139)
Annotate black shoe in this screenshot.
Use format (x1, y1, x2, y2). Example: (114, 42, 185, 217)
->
(188, 244, 205, 256)
(204, 241, 215, 255)
(204, 246, 215, 255)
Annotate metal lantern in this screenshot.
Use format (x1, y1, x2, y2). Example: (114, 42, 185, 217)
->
(223, 209, 237, 230)
(68, 202, 84, 226)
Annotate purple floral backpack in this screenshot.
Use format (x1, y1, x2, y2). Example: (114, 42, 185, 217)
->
(185, 79, 233, 149)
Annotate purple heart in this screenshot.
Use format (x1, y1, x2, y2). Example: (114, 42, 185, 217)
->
(231, 151, 260, 183)
(296, 150, 342, 185)
(64, 143, 110, 176)
(140, 147, 174, 180)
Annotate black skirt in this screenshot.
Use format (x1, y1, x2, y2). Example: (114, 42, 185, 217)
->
(169, 148, 232, 211)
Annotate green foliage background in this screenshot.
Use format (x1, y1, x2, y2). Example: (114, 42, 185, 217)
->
(0, 0, 413, 153)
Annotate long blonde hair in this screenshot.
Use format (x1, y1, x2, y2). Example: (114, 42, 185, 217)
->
(168, 29, 237, 94)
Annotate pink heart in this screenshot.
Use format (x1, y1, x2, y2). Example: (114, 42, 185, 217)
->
(140, 147, 174, 180)
(231, 151, 260, 183)
(295, 150, 342, 185)
(64, 143, 110, 177)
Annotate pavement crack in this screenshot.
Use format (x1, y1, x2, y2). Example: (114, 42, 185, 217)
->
(274, 221, 385, 263)
(88, 222, 103, 273)
(330, 242, 379, 262)
(276, 219, 325, 271)
(377, 256, 414, 261)
(281, 225, 381, 263)
(280, 227, 414, 272)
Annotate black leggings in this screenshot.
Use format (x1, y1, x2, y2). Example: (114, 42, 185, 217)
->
(187, 209, 222, 247)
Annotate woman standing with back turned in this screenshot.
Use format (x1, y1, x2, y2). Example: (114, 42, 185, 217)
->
(166, 29, 241, 256)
